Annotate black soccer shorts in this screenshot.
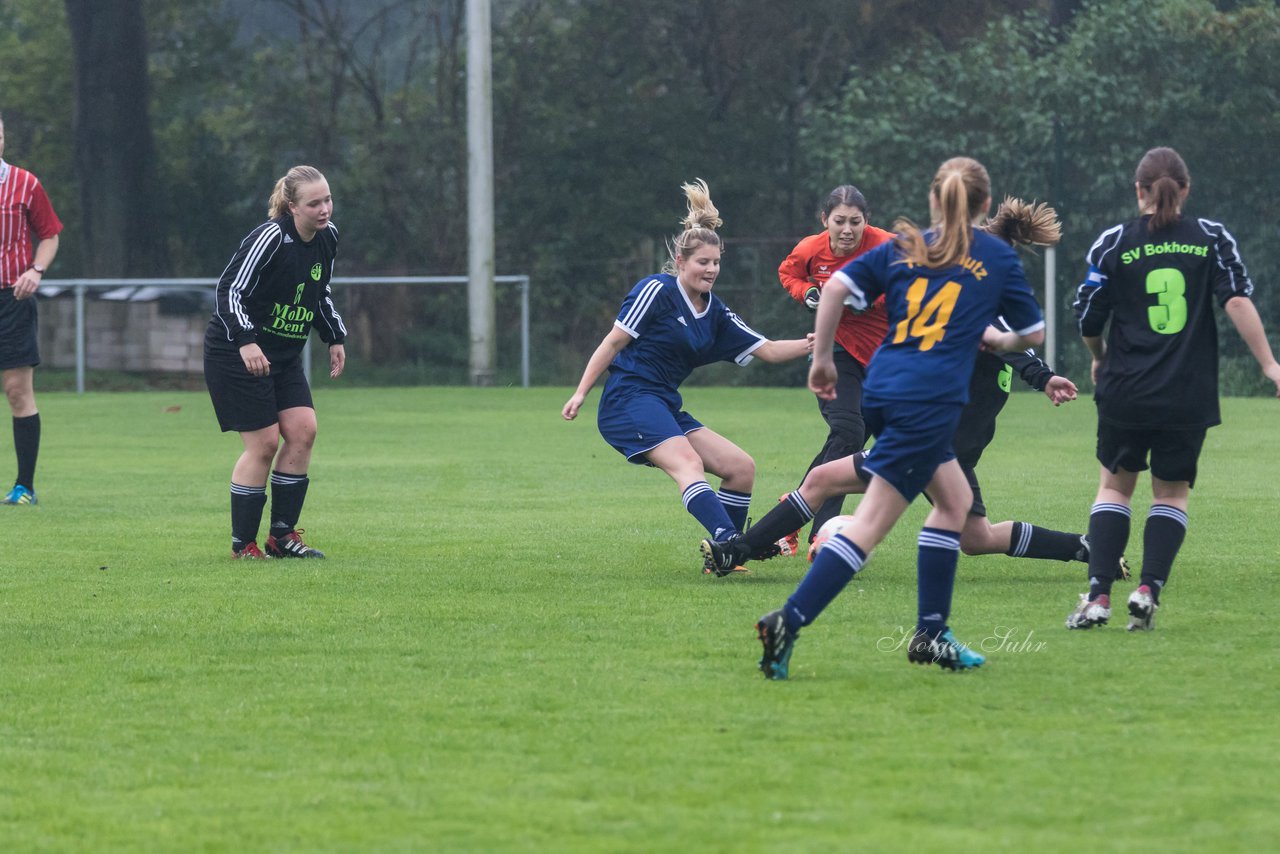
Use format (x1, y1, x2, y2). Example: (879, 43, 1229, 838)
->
(0, 289, 41, 370)
(1096, 420, 1207, 487)
(204, 347, 313, 433)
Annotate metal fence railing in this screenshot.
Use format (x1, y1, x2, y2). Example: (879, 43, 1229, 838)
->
(41, 275, 531, 392)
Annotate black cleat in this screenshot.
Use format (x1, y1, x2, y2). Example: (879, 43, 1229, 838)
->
(908, 628, 985, 671)
(699, 535, 750, 577)
(756, 610, 797, 679)
(265, 529, 326, 558)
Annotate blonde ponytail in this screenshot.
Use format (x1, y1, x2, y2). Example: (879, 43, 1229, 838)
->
(894, 157, 991, 270)
(268, 165, 326, 218)
(663, 178, 724, 274)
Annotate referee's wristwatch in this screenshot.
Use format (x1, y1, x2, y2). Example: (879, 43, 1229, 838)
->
(31, 264, 45, 275)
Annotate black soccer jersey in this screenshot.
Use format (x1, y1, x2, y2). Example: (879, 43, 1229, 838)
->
(206, 215, 346, 360)
(954, 316, 1055, 471)
(1074, 215, 1252, 429)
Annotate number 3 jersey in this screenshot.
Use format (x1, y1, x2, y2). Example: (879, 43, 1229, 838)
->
(1073, 215, 1252, 429)
(831, 229, 1044, 405)
(206, 215, 347, 361)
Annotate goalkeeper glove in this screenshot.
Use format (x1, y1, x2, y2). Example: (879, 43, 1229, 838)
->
(804, 286, 821, 311)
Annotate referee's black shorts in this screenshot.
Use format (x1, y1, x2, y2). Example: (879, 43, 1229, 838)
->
(0, 289, 41, 370)
(204, 346, 313, 433)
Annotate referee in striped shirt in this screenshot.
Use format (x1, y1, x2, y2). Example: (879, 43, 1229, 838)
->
(0, 112, 62, 507)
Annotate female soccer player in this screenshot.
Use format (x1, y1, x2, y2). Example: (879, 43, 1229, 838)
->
(775, 186, 894, 552)
(703, 200, 1097, 573)
(562, 179, 813, 543)
(753, 157, 1046, 678)
(204, 165, 347, 559)
(1066, 147, 1280, 631)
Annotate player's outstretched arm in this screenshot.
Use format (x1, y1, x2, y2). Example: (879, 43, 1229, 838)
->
(981, 324, 1044, 355)
(1225, 296, 1280, 398)
(754, 333, 815, 364)
(562, 326, 632, 420)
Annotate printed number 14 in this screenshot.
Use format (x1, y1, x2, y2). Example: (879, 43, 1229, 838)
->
(893, 277, 961, 351)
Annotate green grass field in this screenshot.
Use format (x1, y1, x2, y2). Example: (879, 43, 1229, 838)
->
(1, 386, 1277, 852)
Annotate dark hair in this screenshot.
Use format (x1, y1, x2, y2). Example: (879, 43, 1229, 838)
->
(821, 185, 869, 220)
(1135, 147, 1189, 231)
(894, 157, 991, 269)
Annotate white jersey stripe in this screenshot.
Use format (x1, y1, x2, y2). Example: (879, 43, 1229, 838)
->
(618, 277, 664, 335)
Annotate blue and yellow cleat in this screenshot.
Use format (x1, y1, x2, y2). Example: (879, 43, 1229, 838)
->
(2, 484, 37, 505)
(756, 609, 797, 680)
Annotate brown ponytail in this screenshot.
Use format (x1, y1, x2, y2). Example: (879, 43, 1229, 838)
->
(984, 197, 1061, 247)
(1135, 147, 1189, 231)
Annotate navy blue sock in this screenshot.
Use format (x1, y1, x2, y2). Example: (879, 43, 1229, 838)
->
(717, 487, 752, 533)
(1087, 502, 1131, 600)
(916, 527, 960, 637)
(1141, 505, 1187, 604)
(782, 533, 866, 632)
(682, 481, 737, 540)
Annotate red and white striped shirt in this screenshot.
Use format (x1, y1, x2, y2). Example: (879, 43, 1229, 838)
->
(0, 160, 63, 287)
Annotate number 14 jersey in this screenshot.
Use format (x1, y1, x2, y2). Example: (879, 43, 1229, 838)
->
(831, 229, 1044, 405)
(1074, 215, 1254, 429)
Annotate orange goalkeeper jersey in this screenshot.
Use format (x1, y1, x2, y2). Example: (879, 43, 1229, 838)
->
(778, 225, 894, 367)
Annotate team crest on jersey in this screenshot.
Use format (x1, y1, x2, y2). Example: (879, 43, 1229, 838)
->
(310, 263, 323, 281)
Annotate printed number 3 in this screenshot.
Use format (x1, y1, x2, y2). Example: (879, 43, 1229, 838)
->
(893, 277, 961, 352)
(1146, 268, 1187, 335)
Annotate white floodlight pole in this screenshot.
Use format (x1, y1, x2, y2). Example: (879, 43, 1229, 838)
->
(467, 0, 496, 385)
(1045, 247, 1057, 369)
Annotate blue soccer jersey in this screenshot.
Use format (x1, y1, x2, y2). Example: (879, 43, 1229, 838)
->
(830, 230, 1044, 404)
(605, 274, 766, 401)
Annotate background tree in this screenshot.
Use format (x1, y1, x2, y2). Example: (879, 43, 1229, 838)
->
(802, 0, 1280, 390)
(0, 0, 77, 269)
(63, 0, 169, 275)
(3, 0, 1276, 389)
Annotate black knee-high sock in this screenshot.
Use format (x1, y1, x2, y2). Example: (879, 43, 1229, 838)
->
(230, 483, 268, 549)
(742, 491, 814, 556)
(1141, 505, 1187, 603)
(1006, 521, 1088, 562)
(1086, 503, 1131, 600)
(269, 470, 310, 537)
(13, 413, 40, 490)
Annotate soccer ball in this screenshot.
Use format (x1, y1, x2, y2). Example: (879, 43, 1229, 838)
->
(808, 514, 857, 562)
